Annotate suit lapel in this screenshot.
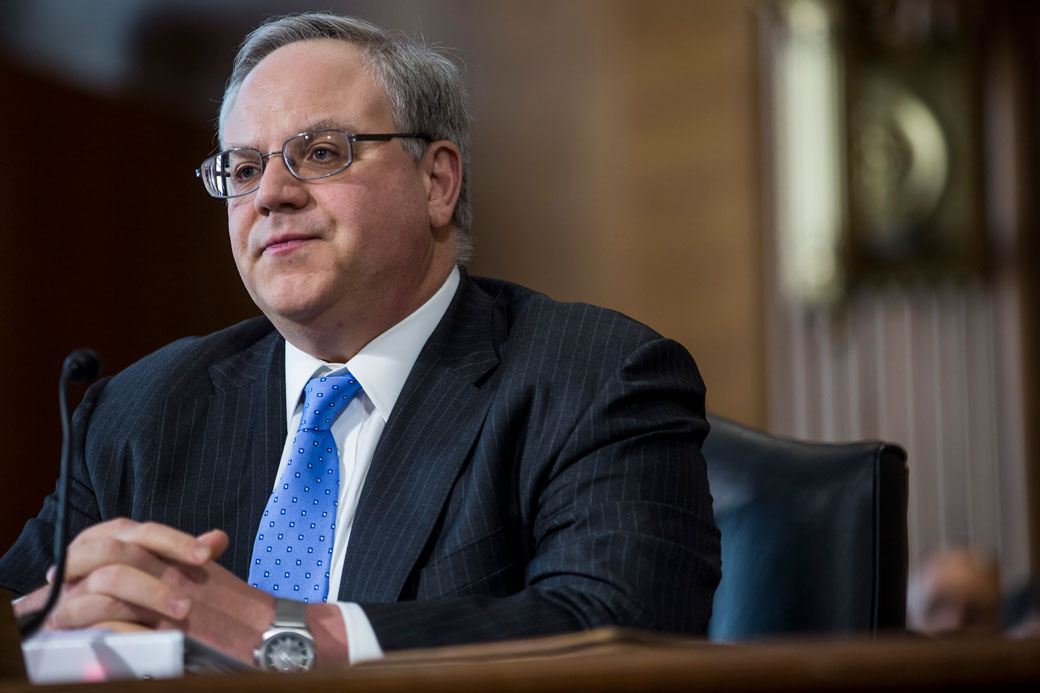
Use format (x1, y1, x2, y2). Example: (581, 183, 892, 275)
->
(205, 324, 287, 578)
(339, 272, 500, 602)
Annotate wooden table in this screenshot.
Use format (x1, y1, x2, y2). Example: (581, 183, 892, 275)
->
(1, 627, 1039, 691)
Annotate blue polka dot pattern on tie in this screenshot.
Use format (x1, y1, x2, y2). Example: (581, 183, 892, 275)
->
(248, 370, 361, 602)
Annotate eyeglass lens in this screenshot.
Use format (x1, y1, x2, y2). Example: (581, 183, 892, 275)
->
(203, 130, 354, 198)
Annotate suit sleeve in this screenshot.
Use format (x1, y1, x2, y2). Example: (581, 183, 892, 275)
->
(360, 336, 722, 649)
(0, 378, 110, 596)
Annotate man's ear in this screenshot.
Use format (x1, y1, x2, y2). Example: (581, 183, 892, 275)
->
(423, 141, 462, 230)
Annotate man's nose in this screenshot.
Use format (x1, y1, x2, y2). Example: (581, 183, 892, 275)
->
(254, 154, 307, 213)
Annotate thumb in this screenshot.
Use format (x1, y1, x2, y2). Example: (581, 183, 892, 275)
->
(196, 529, 230, 559)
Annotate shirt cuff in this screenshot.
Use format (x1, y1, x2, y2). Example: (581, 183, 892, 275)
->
(336, 602, 384, 664)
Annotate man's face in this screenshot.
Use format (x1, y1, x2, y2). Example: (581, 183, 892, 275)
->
(222, 39, 440, 347)
(910, 551, 1001, 635)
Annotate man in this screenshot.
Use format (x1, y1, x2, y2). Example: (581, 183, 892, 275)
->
(1, 13, 720, 669)
(907, 548, 1002, 636)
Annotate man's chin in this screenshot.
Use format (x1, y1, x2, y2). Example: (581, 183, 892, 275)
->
(248, 274, 337, 324)
(259, 301, 327, 329)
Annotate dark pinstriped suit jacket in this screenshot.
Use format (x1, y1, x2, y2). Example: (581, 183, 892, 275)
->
(0, 271, 721, 650)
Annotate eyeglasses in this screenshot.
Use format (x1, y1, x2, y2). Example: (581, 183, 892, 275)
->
(195, 130, 430, 199)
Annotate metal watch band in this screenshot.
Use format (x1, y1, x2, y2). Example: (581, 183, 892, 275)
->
(272, 597, 309, 627)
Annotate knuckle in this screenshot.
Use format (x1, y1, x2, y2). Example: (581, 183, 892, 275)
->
(49, 603, 74, 630)
(71, 536, 123, 566)
(74, 518, 133, 546)
(112, 538, 146, 562)
(108, 517, 136, 533)
(134, 521, 175, 545)
(53, 593, 114, 629)
(96, 536, 123, 554)
(85, 564, 126, 594)
(68, 527, 94, 549)
(158, 563, 186, 588)
(72, 517, 132, 545)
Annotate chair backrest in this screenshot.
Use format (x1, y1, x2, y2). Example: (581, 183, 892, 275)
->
(702, 415, 908, 641)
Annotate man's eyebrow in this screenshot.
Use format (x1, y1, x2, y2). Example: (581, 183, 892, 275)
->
(223, 120, 362, 149)
(299, 119, 360, 133)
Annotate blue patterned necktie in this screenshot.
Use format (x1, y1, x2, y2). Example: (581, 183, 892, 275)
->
(248, 370, 362, 602)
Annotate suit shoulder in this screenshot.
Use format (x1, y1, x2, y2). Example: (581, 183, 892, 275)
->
(468, 274, 707, 446)
(473, 275, 667, 354)
(470, 275, 702, 401)
(102, 316, 278, 401)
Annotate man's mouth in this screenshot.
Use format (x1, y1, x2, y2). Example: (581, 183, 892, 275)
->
(262, 233, 317, 254)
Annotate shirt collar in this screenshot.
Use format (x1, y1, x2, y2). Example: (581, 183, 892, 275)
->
(283, 266, 461, 427)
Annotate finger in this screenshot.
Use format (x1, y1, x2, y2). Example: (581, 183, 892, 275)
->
(91, 621, 150, 634)
(196, 529, 229, 558)
(115, 522, 213, 565)
(71, 519, 211, 566)
(78, 564, 191, 621)
(68, 517, 140, 547)
(11, 584, 51, 618)
(63, 536, 172, 584)
(49, 592, 166, 631)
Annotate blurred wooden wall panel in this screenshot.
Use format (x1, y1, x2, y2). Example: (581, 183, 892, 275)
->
(0, 62, 255, 555)
(467, 0, 764, 425)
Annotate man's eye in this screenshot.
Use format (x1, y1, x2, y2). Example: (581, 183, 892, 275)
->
(308, 145, 344, 164)
(233, 165, 260, 183)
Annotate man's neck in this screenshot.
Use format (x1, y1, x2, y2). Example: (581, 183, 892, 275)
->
(275, 260, 457, 363)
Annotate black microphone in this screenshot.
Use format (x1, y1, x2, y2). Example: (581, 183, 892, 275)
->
(17, 349, 103, 638)
(63, 350, 102, 384)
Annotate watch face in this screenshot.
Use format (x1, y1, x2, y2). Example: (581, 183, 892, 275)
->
(261, 632, 315, 672)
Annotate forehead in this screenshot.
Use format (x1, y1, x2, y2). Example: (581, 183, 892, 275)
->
(223, 39, 394, 146)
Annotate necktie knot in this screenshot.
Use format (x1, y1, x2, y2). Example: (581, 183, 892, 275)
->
(300, 371, 362, 433)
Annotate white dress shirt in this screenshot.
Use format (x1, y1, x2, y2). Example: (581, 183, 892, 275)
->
(274, 266, 460, 663)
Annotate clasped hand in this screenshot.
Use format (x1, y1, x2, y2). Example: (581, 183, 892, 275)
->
(14, 518, 275, 664)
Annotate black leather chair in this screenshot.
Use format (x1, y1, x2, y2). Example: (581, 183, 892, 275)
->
(702, 415, 909, 640)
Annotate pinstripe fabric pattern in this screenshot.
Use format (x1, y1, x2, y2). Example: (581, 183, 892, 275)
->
(344, 274, 721, 647)
(0, 319, 286, 585)
(0, 271, 721, 651)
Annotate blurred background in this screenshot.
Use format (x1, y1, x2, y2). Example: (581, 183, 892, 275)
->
(0, 0, 1036, 603)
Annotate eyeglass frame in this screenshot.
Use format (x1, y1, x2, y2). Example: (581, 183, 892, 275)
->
(195, 130, 432, 199)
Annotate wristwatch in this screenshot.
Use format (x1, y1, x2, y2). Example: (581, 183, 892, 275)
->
(254, 598, 316, 672)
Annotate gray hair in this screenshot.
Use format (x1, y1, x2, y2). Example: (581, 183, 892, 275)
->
(219, 13, 473, 261)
